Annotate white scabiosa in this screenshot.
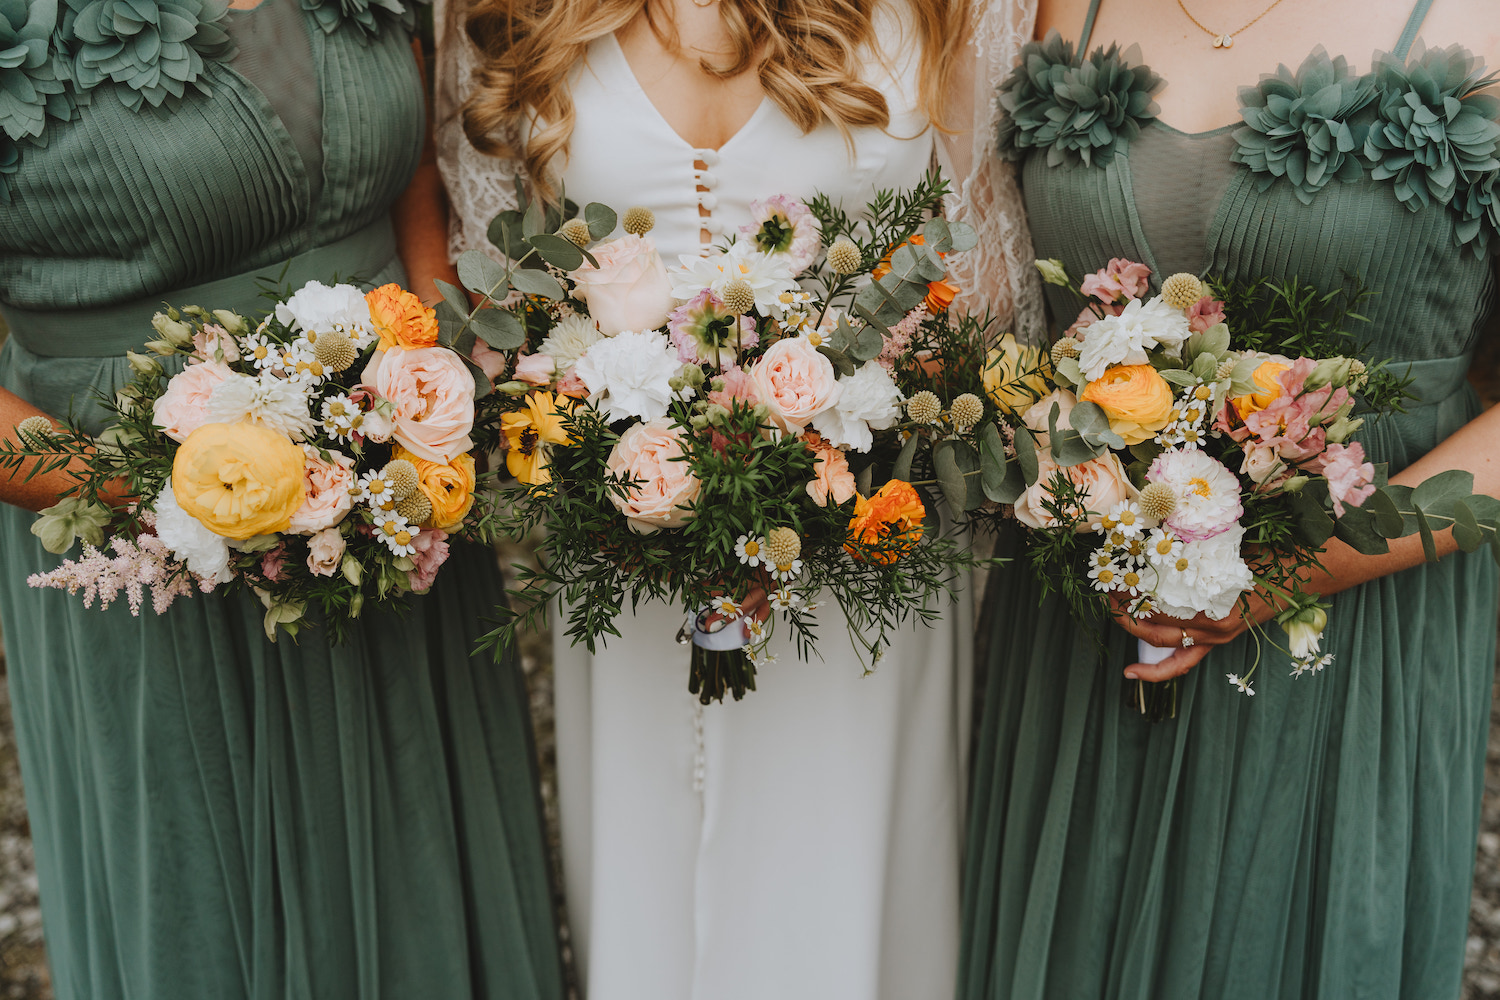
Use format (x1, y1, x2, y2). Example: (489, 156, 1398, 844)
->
(810, 361, 904, 452)
(1076, 295, 1191, 381)
(574, 329, 689, 423)
(539, 314, 607, 370)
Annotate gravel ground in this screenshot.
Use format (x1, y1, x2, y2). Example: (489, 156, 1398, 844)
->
(4, 614, 1500, 998)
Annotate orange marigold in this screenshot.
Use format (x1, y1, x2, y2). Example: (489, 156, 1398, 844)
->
(844, 480, 926, 565)
(871, 234, 960, 314)
(366, 283, 438, 351)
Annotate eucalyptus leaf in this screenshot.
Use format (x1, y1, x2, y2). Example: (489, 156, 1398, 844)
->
(1334, 504, 1392, 555)
(921, 217, 953, 253)
(1412, 468, 1476, 512)
(1160, 368, 1200, 388)
(434, 279, 472, 318)
(991, 464, 1027, 504)
(1015, 427, 1039, 484)
(851, 322, 885, 362)
(584, 202, 617, 239)
(1365, 486, 1406, 537)
(944, 219, 978, 253)
(887, 244, 947, 284)
(1287, 482, 1335, 546)
(457, 251, 507, 298)
(509, 266, 567, 300)
(1070, 400, 1126, 450)
(816, 344, 856, 377)
(487, 210, 526, 258)
(1414, 506, 1438, 561)
(470, 307, 527, 351)
(979, 423, 1008, 501)
(1055, 356, 1085, 388)
(522, 198, 544, 239)
(1452, 498, 1484, 552)
(526, 234, 586, 273)
(1053, 429, 1106, 467)
(933, 440, 970, 515)
(891, 432, 920, 483)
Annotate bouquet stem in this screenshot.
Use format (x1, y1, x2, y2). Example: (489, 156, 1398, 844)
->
(1127, 640, 1179, 721)
(688, 645, 758, 704)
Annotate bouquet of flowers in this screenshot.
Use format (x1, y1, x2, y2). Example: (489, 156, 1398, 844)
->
(984, 256, 1500, 716)
(5, 280, 492, 640)
(439, 174, 1007, 702)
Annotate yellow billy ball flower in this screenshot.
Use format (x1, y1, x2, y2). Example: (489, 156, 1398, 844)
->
(1160, 272, 1204, 311)
(622, 206, 656, 236)
(391, 445, 478, 531)
(172, 421, 306, 539)
(558, 218, 592, 248)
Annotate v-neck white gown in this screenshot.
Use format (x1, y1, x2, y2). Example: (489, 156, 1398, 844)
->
(435, 5, 1048, 995)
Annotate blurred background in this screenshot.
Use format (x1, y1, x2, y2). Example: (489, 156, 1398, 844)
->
(2, 331, 1500, 999)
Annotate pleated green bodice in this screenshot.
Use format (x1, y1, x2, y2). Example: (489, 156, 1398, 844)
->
(961, 10, 1500, 999)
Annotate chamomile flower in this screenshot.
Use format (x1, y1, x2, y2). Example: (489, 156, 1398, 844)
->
(373, 512, 419, 556)
(1145, 528, 1184, 567)
(1089, 547, 1117, 571)
(1117, 535, 1148, 566)
(321, 394, 361, 440)
(735, 534, 766, 567)
(242, 332, 278, 371)
(769, 558, 803, 583)
(711, 596, 742, 620)
(354, 470, 398, 510)
(768, 589, 801, 612)
(1090, 510, 1120, 534)
(745, 647, 780, 668)
(1106, 500, 1145, 539)
(1226, 673, 1256, 696)
(1292, 652, 1334, 677)
(1088, 560, 1121, 591)
(745, 618, 767, 642)
(1116, 567, 1145, 597)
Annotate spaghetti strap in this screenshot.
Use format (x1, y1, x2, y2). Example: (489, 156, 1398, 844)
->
(1078, 0, 1104, 53)
(1393, 0, 1434, 59)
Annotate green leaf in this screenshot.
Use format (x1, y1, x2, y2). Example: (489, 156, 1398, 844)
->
(921, 217, 953, 253)
(486, 210, 526, 258)
(470, 308, 527, 350)
(1333, 504, 1392, 555)
(816, 344, 856, 376)
(979, 423, 1008, 502)
(1491, 529, 1500, 567)
(1160, 368, 1200, 388)
(942, 219, 978, 253)
(509, 266, 566, 300)
(1411, 468, 1476, 512)
(435, 298, 466, 347)
(891, 431, 920, 483)
(887, 244, 947, 284)
(951, 440, 983, 510)
(584, 203, 617, 239)
(1453, 498, 1484, 552)
(456, 251, 508, 298)
(527, 234, 586, 273)
(522, 198, 545, 239)
(1287, 481, 1335, 546)
(933, 440, 970, 515)
(1190, 353, 1218, 380)
(1015, 427, 1039, 484)
(434, 279, 471, 318)
(1414, 505, 1438, 561)
(855, 462, 873, 498)
(1365, 486, 1406, 537)
(990, 464, 1027, 504)
(1054, 356, 1085, 389)
(1185, 322, 1230, 361)
(1053, 429, 1106, 467)
(1070, 400, 1126, 450)
(851, 322, 885, 362)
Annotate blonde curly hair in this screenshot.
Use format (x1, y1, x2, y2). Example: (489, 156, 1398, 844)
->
(461, 0, 969, 195)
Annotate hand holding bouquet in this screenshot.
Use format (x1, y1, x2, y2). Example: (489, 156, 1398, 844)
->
(5, 279, 491, 640)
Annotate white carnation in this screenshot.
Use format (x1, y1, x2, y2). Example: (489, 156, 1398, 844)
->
(208, 373, 317, 441)
(573, 329, 690, 423)
(275, 281, 373, 346)
(1149, 525, 1253, 620)
(539, 314, 606, 371)
(153, 479, 233, 583)
(1077, 295, 1191, 381)
(670, 242, 798, 315)
(810, 361, 903, 452)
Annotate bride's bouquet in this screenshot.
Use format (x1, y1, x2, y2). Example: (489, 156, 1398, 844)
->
(987, 256, 1500, 716)
(445, 174, 1005, 702)
(6, 280, 491, 640)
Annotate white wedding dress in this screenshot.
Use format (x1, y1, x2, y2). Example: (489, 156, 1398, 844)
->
(434, 5, 1042, 998)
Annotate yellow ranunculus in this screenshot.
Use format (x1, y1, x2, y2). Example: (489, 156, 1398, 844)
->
(172, 421, 306, 539)
(1229, 360, 1291, 421)
(393, 445, 477, 531)
(366, 283, 438, 351)
(982, 332, 1049, 416)
(1079, 364, 1174, 446)
(501, 391, 575, 486)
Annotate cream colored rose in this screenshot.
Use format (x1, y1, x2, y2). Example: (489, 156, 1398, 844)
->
(288, 445, 356, 534)
(747, 336, 841, 434)
(573, 235, 676, 335)
(152, 361, 232, 443)
(362, 347, 475, 463)
(305, 526, 346, 577)
(604, 420, 701, 534)
(1012, 452, 1139, 532)
(1021, 389, 1078, 450)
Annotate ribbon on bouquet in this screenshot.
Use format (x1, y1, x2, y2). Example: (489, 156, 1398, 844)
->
(677, 607, 749, 651)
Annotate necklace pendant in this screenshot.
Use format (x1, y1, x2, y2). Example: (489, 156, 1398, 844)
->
(1213, 33, 1233, 48)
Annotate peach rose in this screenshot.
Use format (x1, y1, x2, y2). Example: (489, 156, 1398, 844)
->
(152, 361, 233, 443)
(747, 336, 840, 434)
(1079, 364, 1174, 445)
(605, 420, 701, 534)
(393, 445, 477, 531)
(288, 445, 356, 534)
(367, 283, 438, 350)
(1022, 389, 1078, 449)
(804, 431, 856, 506)
(1012, 452, 1138, 532)
(1230, 357, 1293, 422)
(305, 526, 345, 577)
(362, 347, 475, 463)
(572, 235, 675, 335)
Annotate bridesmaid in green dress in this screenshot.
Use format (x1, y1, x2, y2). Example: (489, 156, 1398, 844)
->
(0, 0, 563, 997)
(962, 0, 1500, 997)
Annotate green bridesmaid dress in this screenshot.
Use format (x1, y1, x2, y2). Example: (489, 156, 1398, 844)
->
(961, 1, 1500, 997)
(0, 0, 564, 997)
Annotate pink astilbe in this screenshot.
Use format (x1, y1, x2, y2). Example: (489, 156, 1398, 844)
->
(1321, 442, 1376, 517)
(407, 529, 451, 594)
(1186, 295, 1227, 333)
(28, 533, 211, 616)
(878, 306, 926, 370)
(1080, 258, 1151, 304)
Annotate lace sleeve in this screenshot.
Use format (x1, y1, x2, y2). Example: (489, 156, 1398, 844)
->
(935, 0, 1045, 343)
(433, 0, 523, 263)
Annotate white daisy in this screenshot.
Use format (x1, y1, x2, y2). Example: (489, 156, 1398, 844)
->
(735, 534, 766, 567)
(321, 394, 361, 441)
(242, 332, 278, 371)
(768, 589, 800, 612)
(353, 470, 398, 509)
(1106, 500, 1146, 539)
(1145, 528, 1184, 568)
(769, 558, 803, 583)
(1088, 560, 1121, 592)
(1226, 673, 1256, 696)
(373, 512, 419, 556)
(711, 596, 741, 620)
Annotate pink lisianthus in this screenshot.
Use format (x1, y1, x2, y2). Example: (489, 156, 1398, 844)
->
(707, 364, 759, 409)
(741, 195, 823, 275)
(260, 543, 289, 583)
(1080, 258, 1151, 304)
(191, 324, 240, 364)
(803, 431, 856, 506)
(406, 528, 451, 593)
(514, 353, 557, 386)
(306, 527, 345, 577)
(469, 340, 508, 384)
(1186, 296, 1227, 333)
(1321, 442, 1376, 517)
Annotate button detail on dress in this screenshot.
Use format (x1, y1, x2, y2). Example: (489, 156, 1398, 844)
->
(697, 193, 718, 211)
(694, 171, 719, 189)
(695, 149, 721, 167)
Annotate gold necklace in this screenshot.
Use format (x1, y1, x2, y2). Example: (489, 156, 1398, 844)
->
(1176, 0, 1288, 48)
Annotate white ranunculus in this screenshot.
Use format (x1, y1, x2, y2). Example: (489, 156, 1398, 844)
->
(670, 242, 798, 315)
(208, 373, 317, 442)
(1147, 447, 1242, 543)
(573, 329, 689, 423)
(539, 313, 607, 371)
(1149, 525, 1253, 620)
(275, 281, 373, 343)
(1077, 295, 1192, 381)
(153, 479, 233, 583)
(811, 361, 903, 452)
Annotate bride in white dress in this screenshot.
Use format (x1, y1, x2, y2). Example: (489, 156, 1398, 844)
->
(433, 0, 1041, 995)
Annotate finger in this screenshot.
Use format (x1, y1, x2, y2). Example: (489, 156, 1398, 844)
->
(741, 586, 770, 623)
(1124, 643, 1212, 682)
(1114, 614, 1193, 650)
